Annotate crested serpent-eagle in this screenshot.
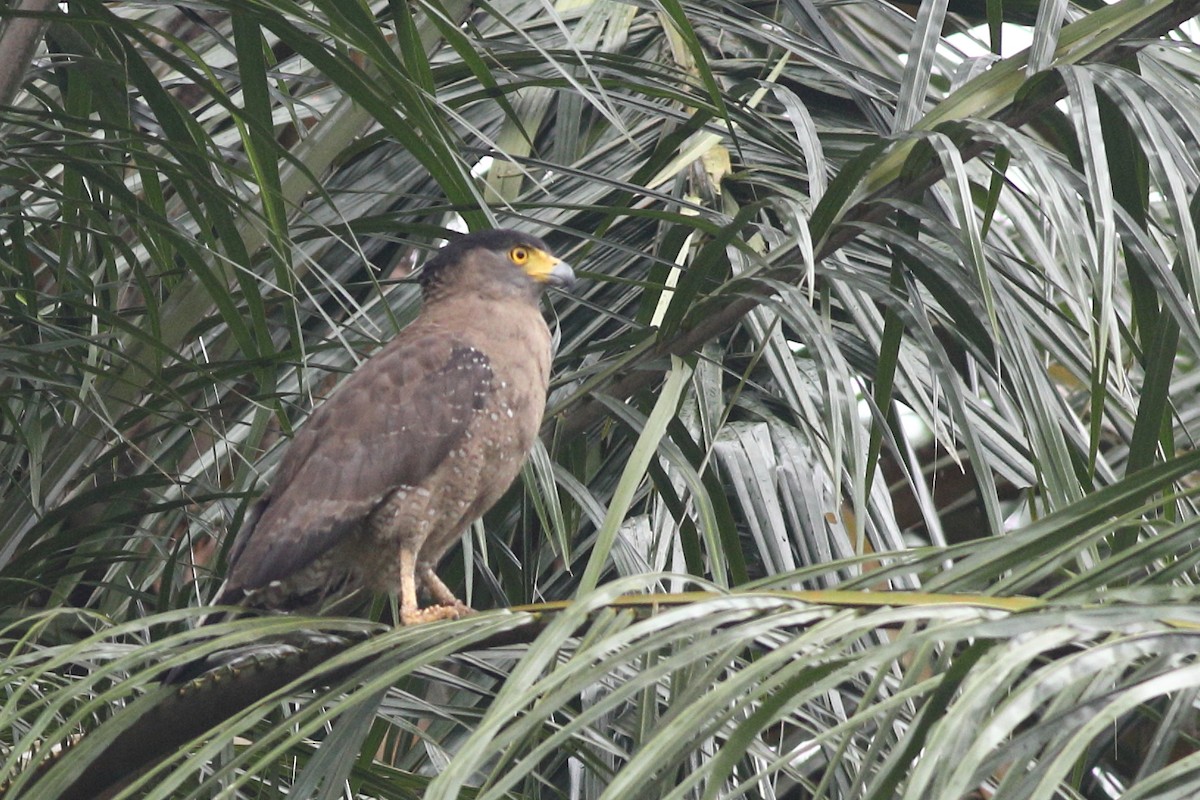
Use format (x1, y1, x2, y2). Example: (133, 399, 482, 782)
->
(203, 229, 575, 627)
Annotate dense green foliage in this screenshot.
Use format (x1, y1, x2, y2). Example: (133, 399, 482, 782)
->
(3, 0, 1200, 797)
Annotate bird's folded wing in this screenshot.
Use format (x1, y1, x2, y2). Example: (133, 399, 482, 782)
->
(222, 334, 495, 593)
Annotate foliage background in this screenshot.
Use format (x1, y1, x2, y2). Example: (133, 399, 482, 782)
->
(3, 0, 1200, 797)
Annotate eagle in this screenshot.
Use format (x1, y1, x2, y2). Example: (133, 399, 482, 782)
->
(203, 229, 574, 628)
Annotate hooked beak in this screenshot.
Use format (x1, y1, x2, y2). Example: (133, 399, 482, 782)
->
(544, 259, 577, 290)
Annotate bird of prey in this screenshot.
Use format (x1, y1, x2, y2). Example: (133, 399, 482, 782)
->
(205, 229, 574, 627)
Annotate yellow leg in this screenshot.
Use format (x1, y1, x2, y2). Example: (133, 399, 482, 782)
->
(398, 547, 423, 625)
(419, 564, 472, 618)
(397, 555, 471, 625)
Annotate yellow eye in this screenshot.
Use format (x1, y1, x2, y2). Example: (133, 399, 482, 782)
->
(509, 246, 530, 264)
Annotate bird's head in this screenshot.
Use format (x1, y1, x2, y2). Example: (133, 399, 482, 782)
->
(419, 229, 576, 299)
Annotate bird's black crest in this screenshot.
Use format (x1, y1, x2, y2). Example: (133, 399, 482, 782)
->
(419, 229, 550, 289)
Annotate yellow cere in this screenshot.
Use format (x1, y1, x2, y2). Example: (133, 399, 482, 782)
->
(511, 246, 562, 283)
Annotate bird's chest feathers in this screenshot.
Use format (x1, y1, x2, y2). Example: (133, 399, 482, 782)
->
(416, 297, 552, 471)
(465, 314, 552, 455)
